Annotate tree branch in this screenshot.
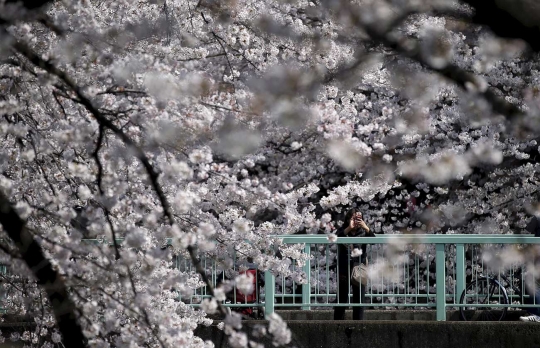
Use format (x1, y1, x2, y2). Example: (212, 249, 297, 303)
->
(358, 17, 532, 135)
(0, 190, 85, 346)
(11, 35, 230, 318)
(10, 38, 174, 225)
(461, 0, 540, 52)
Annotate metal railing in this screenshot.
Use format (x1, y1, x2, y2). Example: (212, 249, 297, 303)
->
(263, 234, 540, 320)
(175, 234, 540, 321)
(7, 235, 534, 321)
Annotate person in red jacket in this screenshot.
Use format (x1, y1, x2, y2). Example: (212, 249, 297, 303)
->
(233, 268, 258, 316)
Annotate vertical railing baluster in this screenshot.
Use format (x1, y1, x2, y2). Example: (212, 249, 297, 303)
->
(415, 253, 419, 307)
(456, 243, 465, 305)
(326, 244, 330, 305)
(436, 243, 446, 321)
(302, 243, 311, 310)
(293, 259, 296, 305)
(264, 270, 275, 318)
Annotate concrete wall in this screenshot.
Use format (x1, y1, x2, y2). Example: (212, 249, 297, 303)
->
(195, 321, 540, 348)
(275, 309, 528, 321)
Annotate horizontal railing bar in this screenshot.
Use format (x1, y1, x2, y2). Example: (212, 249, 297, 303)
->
(274, 303, 437, 307)
(274, 303, 540, 308)
(188, 303, 264, 308)
(275, 234, 540, 244)
(462, 294, 532, 298)
(81, 234, 540, 245)
(276, 294, 445, 298)
(453, 303, 540, 308)
(173, 300, 540, 308)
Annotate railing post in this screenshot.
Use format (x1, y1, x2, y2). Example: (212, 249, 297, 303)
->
(456, 244, 465, 303)
(436, 243, 446, 321)
(264, 270, 275, 318)
(302, 243, 311, 310)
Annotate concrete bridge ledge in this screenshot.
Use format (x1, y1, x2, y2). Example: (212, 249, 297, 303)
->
(196, 320, 540, 348)
(274, 309, 528, 321)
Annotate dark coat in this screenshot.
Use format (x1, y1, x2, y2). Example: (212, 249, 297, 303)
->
(336, 227, 375, 272)
(526, 216, 540, 237)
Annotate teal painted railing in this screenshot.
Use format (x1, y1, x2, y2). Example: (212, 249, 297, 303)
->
(78, 235, 540, 321)
(0, 235, 538, 320)
(171, 234, 540, 320)
(262, 234, 540, 321)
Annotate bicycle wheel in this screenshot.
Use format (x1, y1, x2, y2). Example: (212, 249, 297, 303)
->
(459, 277, 508, 321)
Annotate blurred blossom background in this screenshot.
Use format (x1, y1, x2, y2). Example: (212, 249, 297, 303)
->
(2, 0, 540, 346)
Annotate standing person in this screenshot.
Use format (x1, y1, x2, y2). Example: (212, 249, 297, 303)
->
(520, 215, 540, 322)
(334, 209, 375, 320)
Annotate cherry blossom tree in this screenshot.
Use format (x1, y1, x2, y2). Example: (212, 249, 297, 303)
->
(1, 0, 540, 346)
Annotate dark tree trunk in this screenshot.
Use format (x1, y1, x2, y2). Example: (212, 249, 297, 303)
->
(0, 191, 86, 347)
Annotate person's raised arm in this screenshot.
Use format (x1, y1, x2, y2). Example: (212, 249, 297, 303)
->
(355, 215, 370, 234)
(342, 214, 357, 235)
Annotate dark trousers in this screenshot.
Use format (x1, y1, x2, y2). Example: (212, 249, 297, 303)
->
(334, 275, 366, 320)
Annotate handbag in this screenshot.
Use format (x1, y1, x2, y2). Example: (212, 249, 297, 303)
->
(351, 263, 368, 287)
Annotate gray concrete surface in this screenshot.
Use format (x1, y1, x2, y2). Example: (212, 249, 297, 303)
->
(275, 309, 529, 321)
(196, 320, 540, 348)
